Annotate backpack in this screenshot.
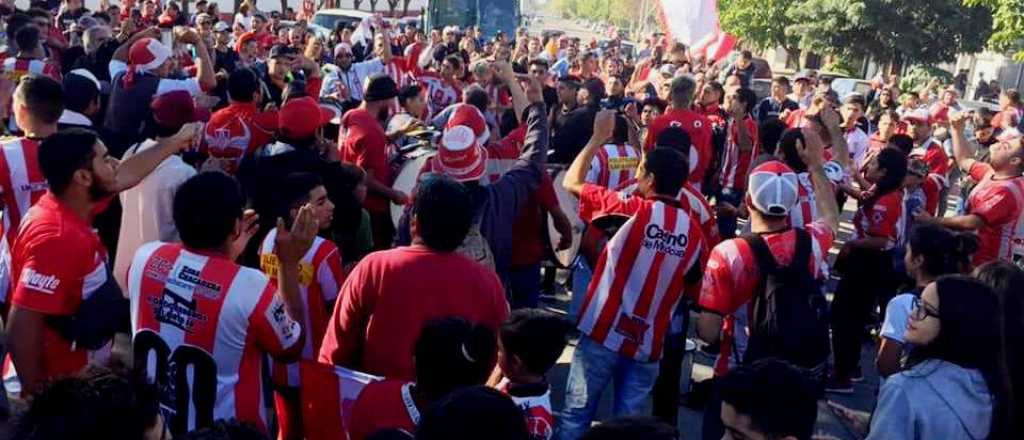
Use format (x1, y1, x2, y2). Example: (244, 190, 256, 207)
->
(741, 228, 831, 370)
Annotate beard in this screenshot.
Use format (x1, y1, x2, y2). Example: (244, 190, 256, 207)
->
(89, 180, 115, 202)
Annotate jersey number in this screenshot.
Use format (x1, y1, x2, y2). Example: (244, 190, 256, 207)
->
(133, 330, 218, 436)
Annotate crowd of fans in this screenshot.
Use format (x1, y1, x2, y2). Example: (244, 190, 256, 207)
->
(0, 1, 1020, 440)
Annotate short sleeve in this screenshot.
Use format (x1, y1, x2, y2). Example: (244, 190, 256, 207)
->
(249, 282, 303, 356)
(698, 241, 752, 315)
(578, 183, 643, 222)
(11, 238, 90, 315)
(860, 195, 902, 240)
(316, 246, 345, 303)
(972, 185, 1019, 226)
(880, 295, 912, 343)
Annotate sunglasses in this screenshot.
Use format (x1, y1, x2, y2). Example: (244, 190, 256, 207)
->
(911, 296, 940, 321)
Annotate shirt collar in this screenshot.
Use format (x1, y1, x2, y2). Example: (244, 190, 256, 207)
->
(58, 110, 92, 126)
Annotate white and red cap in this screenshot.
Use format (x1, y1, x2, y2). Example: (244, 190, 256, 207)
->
(129, 37, 173, 73)
(902, 108, 931, 126)
(124, 38, 172, 89)
(439, 104, 490, 182)
(747, 160, 799, 216)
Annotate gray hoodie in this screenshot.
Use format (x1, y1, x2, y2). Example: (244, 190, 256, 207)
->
(867, 359, 994, 440)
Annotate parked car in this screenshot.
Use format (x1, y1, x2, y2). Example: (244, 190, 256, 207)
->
(831, 77, 873, 99)
(312, 9, 375, 32)
(279, 20, 331, 42)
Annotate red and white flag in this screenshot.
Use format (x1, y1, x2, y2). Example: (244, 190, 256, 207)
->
(655, 0, 737, 62)
(300, 361, 383, 440)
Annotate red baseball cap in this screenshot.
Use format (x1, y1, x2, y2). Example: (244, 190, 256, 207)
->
(151, 91, 210, 128)
(278, 97, 333, 139)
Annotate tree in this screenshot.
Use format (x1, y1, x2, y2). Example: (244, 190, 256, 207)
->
(387, 0, 400, 15)
(964, 0, 1024, 61)
(402, 0, 413, 15)
(787, 0, 992, 67)
(369, 0, 378, 11)
(353, 0, 363, 10)
(718, 0, 798, 51)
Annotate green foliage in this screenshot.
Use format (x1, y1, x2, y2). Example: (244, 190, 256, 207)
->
(786, 0, 993, 65)
(964, 0, 1024, 61)
(718, 0, 796, 50)
(823, 58, 858, 77)
(900, 65, 955, 93)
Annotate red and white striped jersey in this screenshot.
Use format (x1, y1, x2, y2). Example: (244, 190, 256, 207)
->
(127, 242, 303, 436)
(586, 143, 641, 190)
(612, 181, 719, 249)
(910, 138, 951, 178)
(577, 185, 706, 362)
(0, 137, 47, 244)
(496, 378, 555, 440)
(382, 58, 414, 114)
(719, 116, 760, 191)
(699, 220, 835, 375)
(258, 230, 343, 388)
(1, 57, 61, 82)
(787, 172, 839, 230)
(965, 162, 1024, 265)
(415, 71, 462, 119)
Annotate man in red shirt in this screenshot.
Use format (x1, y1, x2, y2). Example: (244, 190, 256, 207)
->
(340, 74, 409, 249)
(7, 124, 202, 395)
(696, 127, 841, 439)
(318, 176, 509, 380)
(416, 54, 463, 119)
(920, 113, 1024, 265)
(128, 172, 316, 436)
(716, 88, 759, 239)
(202, 68, 276, 175)
(558, 110, 707, 440)
(643, 75, 713, 192)
(903, 109, 950, 177)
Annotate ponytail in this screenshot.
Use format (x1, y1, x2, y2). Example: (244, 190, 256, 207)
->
(414, 317, 497, 403)
(907, 223, 979, 277)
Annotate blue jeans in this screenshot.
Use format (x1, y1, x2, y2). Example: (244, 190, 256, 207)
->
(510, 263, 542, 309)
(716, 189, 744, 239)
(556, 336, 661, 440)
(569, 257, 593, 322)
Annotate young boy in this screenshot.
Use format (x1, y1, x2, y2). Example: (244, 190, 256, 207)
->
(259, 172, 345, 440)
(496, 309, 572, 440)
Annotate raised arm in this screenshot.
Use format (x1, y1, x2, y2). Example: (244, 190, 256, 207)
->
(113, 123, 203, 192)
(563, 110, 615, 197)
(493, 61, 529, 123)
(798, 123, 841, 234)
(949, 112, 977, 172)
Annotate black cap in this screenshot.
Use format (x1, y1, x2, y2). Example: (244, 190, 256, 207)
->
(363, 74, 398, 102)
(268, 44, 298, 59)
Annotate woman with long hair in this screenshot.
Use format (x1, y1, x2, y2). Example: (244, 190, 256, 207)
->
(974, 261, 1024, 438)
(876, 223, 978, 377)
(828, 147, 908, 393)
(866, 275, 1010, 440)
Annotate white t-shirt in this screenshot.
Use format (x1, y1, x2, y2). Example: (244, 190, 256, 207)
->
(108, 60, 204, 97)
(880, 293, 916, 344)
(113, 139, 197, 290)
(846, 127, 870, 169)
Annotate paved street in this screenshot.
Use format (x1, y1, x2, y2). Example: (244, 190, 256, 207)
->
(536, 196, 900, 439)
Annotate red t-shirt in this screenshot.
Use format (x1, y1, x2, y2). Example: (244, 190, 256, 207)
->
(318, 245, 509, 379)
(910, 138, 951, 177)
(9, 192, 109, 383)
(965, 162, 1024, 264)
(340, 108, 392, 213)
(699, 220, 834, 375)
(202, 102, 276, 175)
(643, 108, 713, 190)
(348, 380, 418, 440)
(852, 190, 905, 250)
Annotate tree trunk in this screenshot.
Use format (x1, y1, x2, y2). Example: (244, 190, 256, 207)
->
(387, 0, 399, 16)
(280, 0, 287, 14)
(182, 0, 189, 15)
(234, 0, 243, 14)
(785, 47, 801, 70)
(353, 0, 363, 10)
(402, 0, 411, 15)
(369, 0, 378, 12)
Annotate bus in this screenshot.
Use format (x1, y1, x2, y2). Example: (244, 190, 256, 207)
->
(424, 0, 521, 38)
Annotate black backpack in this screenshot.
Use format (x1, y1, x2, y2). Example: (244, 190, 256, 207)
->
(741, 228, 831, 370)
